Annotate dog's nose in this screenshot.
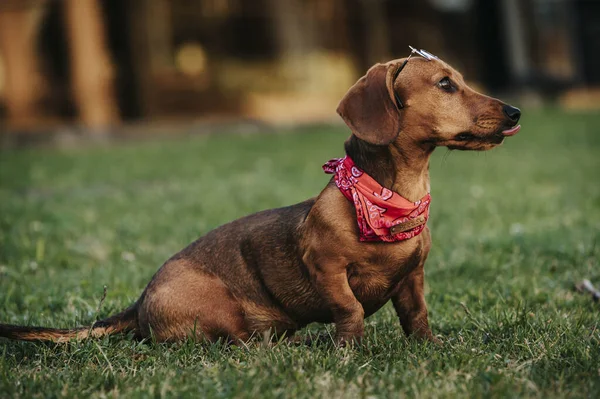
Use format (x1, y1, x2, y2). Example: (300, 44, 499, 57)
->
(503, 104, 521, 123)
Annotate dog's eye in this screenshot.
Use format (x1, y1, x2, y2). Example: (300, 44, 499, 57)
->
(438, 77, 456, 93)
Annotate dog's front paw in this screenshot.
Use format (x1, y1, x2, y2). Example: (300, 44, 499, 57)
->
(411, 331, 443, 346)
(429, 335, 443, 346)
(335, 334, 363, 348)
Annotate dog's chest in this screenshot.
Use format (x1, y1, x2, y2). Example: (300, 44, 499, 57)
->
(347, 238, 426, 314)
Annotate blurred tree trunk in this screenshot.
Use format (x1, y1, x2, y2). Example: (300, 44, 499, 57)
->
(129, 0, 173, 117)
(64, 0, 118, 129)
(267, 0, 314, 59)
(266, 0, 317, 89)
(360, 0, 391, 65)
(0, 2, 47, 130)
(499, 0, 531, 85)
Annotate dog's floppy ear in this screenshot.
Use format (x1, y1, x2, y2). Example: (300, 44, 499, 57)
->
(337, 63, 401, 146)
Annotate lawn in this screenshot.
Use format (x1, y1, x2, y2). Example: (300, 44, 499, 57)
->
(0, 109, 599, 398)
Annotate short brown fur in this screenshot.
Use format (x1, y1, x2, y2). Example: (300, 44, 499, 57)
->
(0, 57, 520, 345)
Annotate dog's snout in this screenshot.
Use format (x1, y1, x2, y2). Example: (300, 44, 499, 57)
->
(502, 105, 521, 123)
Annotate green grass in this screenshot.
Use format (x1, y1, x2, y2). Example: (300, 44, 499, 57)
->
(1, 109, 599, 398)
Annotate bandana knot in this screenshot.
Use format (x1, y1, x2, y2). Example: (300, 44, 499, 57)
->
(323, 156, 430, 242)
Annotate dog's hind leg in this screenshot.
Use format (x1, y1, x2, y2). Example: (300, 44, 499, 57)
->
(137, 260, 250, 343)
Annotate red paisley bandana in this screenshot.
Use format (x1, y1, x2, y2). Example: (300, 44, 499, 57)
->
(323, 156, 431, 242)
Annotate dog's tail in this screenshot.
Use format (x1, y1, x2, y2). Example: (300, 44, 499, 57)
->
(0, 305, 138, 343)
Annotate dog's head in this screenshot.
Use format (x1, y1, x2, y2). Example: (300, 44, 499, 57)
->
(337, 56, 521, 151)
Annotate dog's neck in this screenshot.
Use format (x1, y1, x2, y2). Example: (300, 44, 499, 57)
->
(344, 134, 434, 202)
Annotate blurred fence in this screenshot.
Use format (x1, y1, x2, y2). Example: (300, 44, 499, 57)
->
(0, 0, 598, 132)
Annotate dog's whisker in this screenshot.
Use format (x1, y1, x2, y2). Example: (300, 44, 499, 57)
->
(441, 148, 452, 165)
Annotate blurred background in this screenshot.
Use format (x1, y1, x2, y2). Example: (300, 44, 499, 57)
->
(0, 5, 599, 395)
(0, 0, 598, 138)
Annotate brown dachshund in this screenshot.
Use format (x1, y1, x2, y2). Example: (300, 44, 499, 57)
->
(0, 51, 521, 345)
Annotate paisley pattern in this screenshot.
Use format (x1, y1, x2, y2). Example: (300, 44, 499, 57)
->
(323, 156, 431, 242)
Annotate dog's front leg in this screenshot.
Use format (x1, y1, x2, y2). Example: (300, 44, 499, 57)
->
(314, 269, 364, 346)
(391, 265, 439, 344)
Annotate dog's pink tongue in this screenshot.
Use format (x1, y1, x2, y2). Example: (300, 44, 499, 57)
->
(502, 124, 521, 136)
